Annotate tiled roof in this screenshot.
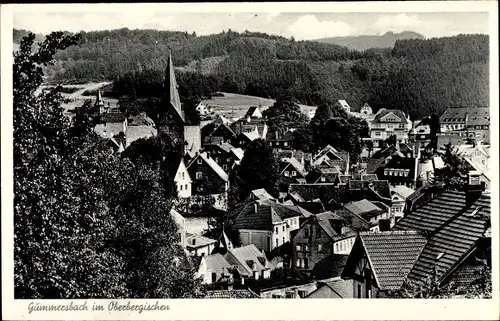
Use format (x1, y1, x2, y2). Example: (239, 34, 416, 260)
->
(376, 156, 418, 181)
(219, 142, 235, 154)
(249, 188, 275, 201)
(242, 131, 261, 141)
(315, 211, 355, 241)
(186, 233, 217, 249)
(190, 152, 228, 182)
(294, 201, 325, 214)
(324, 279, 353, 298)
(289, 184, 347, 207)
(205, 289, 260, 299)
(439, 107, 489, 123)
(360, 231, 427, 290)
(311, 255, 349, 280)
(344, 199, 384, 218)
(244, 106, 260, 118)
(203, 253, 232, 273)
(281, 157, 307, 177)
(373, 109, 409, 124)
(391, 185, 415, 199)
(127, 113, 155, 126)
(347, 180, 391, 201)
(393, 191, 491, 286)
(231, 148, 244, 160)
(100, 112, 126, 124)
(226, 244, 271, 275)
(232, 202, 281, 231)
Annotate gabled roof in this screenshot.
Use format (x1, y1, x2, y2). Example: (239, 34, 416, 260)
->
(226, 244, 271, 275)
(242, 131, 261, 141)
(186, 233, 217, 250)
(127, 113, 156, 126)
(373, 109, 409, 124)
(337, 100, 351, 110)
(232, 202, 283, 231)
(391, 185, 415, 199)
(356, 231, 427, 290)
(289, 184, 347, 207)
(210, 123, 236, 137)
(188, 152, 229, 182)
(164, 50, 184, 122)
(95, 89, 104, 106)
(244, 106, 261, 118)
(281, 157, 307, 177)
(231, 148, 244, 160)
(393, 191, 491, 286)
(313, 211, 355, 241)
(343, 199, 384, 218)
(439, 107, 489, 123)
(248, 188, 275, 201)
(311, 255, 349, 280)
(203, 253, 232, 273)
(347, 180, 391, 201)
(219, 142, 236, 154)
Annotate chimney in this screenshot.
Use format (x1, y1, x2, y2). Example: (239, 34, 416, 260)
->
(465, 171, 484, 207)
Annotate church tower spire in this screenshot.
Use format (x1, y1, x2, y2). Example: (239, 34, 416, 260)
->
(164, 49, 184, 122)
(95, 89, 105, 114)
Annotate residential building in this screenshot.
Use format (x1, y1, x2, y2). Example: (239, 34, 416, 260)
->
(195, 101, 213, 116)
(246, 188, 276, 202)
(336, 99, 351, 113)
(279, 157, 308, 185)
(234, 131, 261, 149)
(212, 230, 234, 255)
(288, 183, 347, 211)
(306, 166, 343, 184)
(268, 130, 294, 150)
(186, 152, 229, 208)
(346, 180, 392, 207)
(95, 112, 128, 138)
(336, 199, 391, 232)
(193, 253, 233, 284)
(454, 142, 489, 173)
(203, 123, 236, 147)
(439, 107, 489, 136)
(124, 113, 157, 147)
(232, 200, 308, 252)
(231, 118, 268, 141)
(305, 278, 354, 298)
(390, 185, 415, 222)
(186, 233, 217, 257)
(244, 106, 263, 119)
(204, 142, 239, 172)
(342, 172, 491, 297)
(368, 153, 419, 189)
(341, 230, 428, 298)
(369, 109, 412, 147)
(224, 244, 273, 281)
(292, 211, 356, 271)
(174, 159, 192, 198)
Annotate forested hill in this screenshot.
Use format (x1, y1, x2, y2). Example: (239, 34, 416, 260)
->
(314, 31, 425, 51)
(14, 28, 489, 119)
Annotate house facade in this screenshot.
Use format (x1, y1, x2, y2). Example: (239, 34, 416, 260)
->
(186, 152, 229, 196)
(439, 106, 489, 134)
(194, 253, 233, 284)
(369, 109, 412, 147)
(224, 244, 272, 281)
(186, 233, 217, 256)
(174, 159, 192, 198)
(292, 211, 356, 271)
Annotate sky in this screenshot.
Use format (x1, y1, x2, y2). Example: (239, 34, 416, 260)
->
(13, 9, 490, 40)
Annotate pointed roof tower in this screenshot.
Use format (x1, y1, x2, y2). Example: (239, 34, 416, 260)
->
(164, 49, 184, 122)
(95, 89, 104, 107)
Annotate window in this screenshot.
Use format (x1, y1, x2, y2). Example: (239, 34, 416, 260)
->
(282, 226, 285, 232)
(196, 172, 202, 179)
(304, 227, 309, 237)
(211, 273, 217, 283)
(185, 184, 188, 190)
(296, 259, 301, 268)
(284, 142, 289, 147)
(316, 225, 321, 238)
(335, 243, 339, 252)
(305, 245, 309, 252)
(284, 171, 289, 177)
(275, 227, 278, 233)
(197, 158, 202, 164)
(318, 244, 323, 252)
(276, 238, 279, 247)
(282, 237, 285, 244)
(292, 171, 297, 176)
(374, 131, 381, 137)
(357, 284, 362, 298)
(182, 172, 185, 179)
(296, 244, 301, 251)
(180, 185, 183, 191)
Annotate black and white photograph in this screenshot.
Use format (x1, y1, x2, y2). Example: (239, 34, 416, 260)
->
(1, 1, 498, 319)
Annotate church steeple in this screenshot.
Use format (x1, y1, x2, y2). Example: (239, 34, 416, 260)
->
(164, 49, 184, 122)
(95, 89, 105, 114)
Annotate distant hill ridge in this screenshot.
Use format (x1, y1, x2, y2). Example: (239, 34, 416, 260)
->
(314, 31, 426, 51)
(13, 28, 489, 120)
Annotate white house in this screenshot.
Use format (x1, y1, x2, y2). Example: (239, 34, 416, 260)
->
(390, 185, 415, 222)
(369, 109, 412, 147)
(186, 233, 217, 257)
(194, 253, 233, 284)
(174, 159, 192, 198)
(195, 102, 213, 116)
